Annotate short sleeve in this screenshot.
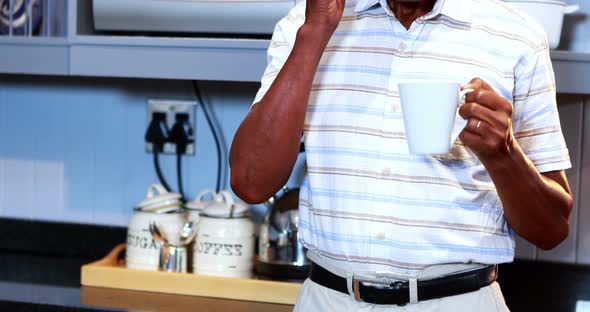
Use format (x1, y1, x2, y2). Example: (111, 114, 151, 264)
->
(512, 44, 571, 173)
(252, 4, 305, 105)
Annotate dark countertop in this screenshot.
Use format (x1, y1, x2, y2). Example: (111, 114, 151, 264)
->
(0, 251, 120, 312)
(0, 250, 292, 312)
(0, 282, 115, 312)
(1, 218, 590, 312)
(0, 218, 126, 312)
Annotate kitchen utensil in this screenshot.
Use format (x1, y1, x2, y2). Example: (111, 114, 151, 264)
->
(149, 221, 188, 273)
(158, 244, 188, 273)
(149, 221, 168, 245)
(193, 195, 255, 278)
(503, 0, 579, 49)
(399, 82, 473, 154)
(150, 221, 196, 273)
(179, 221, 198, 246)
(0, 0, 42, 36)
(126, 184, 187, 271)
(256, 186, 310, 280)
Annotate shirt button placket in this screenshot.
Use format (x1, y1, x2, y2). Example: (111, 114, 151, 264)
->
(379, 14, 398, 260)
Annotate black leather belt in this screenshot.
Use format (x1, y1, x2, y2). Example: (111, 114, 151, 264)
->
(309, 261, 498, 305)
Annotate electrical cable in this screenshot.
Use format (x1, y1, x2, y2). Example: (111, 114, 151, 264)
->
(206, 95, 228, 190)
(154, 148, 172, 192)
(176, 153, 184, 202)
(170, 112, 193, 202)
(146, 112, 172, 192)
(192, 80, 222, 193)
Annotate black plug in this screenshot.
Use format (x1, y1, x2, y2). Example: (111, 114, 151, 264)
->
(145, 112, 172, 192)
(169, 113, 194, 202)
(169, 113, 194, 155)
(145, 112, 170, 152)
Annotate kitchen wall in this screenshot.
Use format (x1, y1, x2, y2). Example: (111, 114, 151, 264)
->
(0, 75, 588, 265)
(0, 75, 296, 226)
(0, 75, 308, 225)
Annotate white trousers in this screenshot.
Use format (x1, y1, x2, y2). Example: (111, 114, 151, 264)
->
(293, 279, 510, 312)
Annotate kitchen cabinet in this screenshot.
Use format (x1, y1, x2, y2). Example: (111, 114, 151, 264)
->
(68, 36, 269, 82)
(1, 1, 590, 89)
(0, 37, 69, 76)
(0, 0, 270, 82)
(552, 51, 590, 94)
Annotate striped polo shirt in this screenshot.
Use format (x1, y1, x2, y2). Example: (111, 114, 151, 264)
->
(253, 0, 571, 274)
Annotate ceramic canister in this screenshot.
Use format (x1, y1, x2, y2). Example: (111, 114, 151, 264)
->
(126, 184, 186, 271)
(193, 196, 255, 278)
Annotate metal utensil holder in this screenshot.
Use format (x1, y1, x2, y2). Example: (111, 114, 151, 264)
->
(159, 244, 188, 273)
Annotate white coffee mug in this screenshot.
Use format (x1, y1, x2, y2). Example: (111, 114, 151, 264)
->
(399, 82, 473, 154)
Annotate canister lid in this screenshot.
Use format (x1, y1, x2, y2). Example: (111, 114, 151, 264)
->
(201, 196, 250, 219)
(136, 184, 182, 213)
(185, 189, 220, 211)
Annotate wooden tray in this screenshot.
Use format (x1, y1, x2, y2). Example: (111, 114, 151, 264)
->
(81, 244, 302, 305)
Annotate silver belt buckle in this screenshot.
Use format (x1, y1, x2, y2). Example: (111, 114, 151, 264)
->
(352, 276, 405, 303)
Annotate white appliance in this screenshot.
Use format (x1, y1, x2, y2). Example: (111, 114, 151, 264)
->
(93, 0, 297, 35)
(503, 0, 579, 49)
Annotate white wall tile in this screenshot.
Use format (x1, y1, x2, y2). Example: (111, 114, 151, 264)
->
(92, 88, 128, 226)
(61, 86, 97, 224)
(1, 81, 41, 220)
(33, 160, 65, 222)
(2, 160, 35, 220)
(31, 84, 67, 222)
(0, 82, 5, 216)
(0, 159, 4, 216)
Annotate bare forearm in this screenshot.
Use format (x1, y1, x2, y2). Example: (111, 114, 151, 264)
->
(230, 24, 332, 203)
(482, 143, 573, 250)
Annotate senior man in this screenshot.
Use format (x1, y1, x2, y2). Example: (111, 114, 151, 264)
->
(230, 0, 573, 310)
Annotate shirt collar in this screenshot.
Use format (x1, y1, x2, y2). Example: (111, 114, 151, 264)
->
(354, 0, 472, 24)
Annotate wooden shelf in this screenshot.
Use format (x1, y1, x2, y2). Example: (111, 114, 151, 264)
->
(69, 35, 269, 82)
(0, 35, 269, 82)
(0, 37, 69, 76)
(1, 35, 590, 92)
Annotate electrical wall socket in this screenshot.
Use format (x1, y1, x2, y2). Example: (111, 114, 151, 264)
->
(146, 99, 197, 156)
